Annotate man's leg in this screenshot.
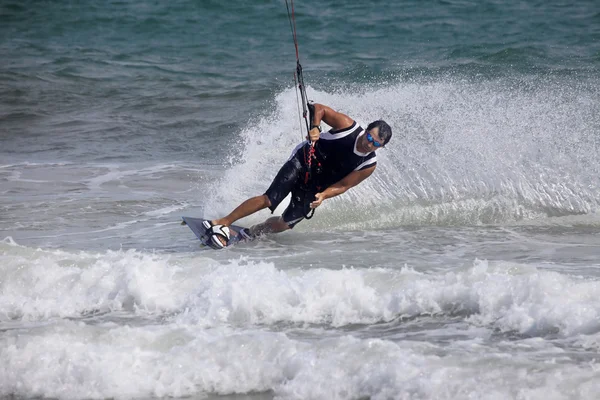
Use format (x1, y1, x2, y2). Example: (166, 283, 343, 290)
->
(249, 216, 291, 236)
(244, 187, 311, 237)
(208, 145, 305, 246)
(213, 194, 271, 227)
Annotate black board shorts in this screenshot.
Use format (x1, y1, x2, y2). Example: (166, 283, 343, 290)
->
(264, 142, 317, 228)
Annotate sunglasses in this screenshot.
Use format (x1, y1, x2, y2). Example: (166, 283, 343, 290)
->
(366, 132, 383, 148)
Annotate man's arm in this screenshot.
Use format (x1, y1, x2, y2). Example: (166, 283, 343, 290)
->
(308, 103, 355, 142)
(310, 165, 376, 209)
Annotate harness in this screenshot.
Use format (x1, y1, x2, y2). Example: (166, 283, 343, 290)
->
(300, 124, 323, 220)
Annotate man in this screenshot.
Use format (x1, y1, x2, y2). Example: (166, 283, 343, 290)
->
(203, 103, 392, 249)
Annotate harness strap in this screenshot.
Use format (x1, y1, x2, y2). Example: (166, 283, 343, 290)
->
(302, 144, 323, 219)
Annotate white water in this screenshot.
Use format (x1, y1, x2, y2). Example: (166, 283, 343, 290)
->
(3, 236, 600, 399)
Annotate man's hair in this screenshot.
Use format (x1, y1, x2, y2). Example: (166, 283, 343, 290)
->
(366, 120, 392, 145)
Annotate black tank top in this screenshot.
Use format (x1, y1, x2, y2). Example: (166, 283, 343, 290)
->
(314, 121, 377, 187)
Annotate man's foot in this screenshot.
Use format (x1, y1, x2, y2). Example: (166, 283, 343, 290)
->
(202, 220, 231, 249)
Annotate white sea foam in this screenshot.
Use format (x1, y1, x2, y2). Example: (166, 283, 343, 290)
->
(0, 241, 203, 320)
(276, 335, 600, 400)
(3, 240, 600, 399)
(1, 321, 599, 400)
(2, 241, 600, 337)
(0, 322, 296, 399)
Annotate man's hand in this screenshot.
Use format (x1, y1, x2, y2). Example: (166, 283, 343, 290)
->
(307, 127, 321, 143)
(310, 192, 325, 209)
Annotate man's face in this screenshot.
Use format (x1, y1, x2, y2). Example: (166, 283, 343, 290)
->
(364, 127, 384, 151)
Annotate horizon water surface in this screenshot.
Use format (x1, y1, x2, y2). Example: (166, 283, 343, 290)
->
(1, 1, 600, 399)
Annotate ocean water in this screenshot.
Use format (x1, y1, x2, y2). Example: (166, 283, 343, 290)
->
(2, 0, 600, 399)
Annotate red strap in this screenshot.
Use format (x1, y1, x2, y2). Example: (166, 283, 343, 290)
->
(304, 144, 316, 184)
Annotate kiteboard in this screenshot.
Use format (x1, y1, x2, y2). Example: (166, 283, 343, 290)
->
(181, 216, 251, 248)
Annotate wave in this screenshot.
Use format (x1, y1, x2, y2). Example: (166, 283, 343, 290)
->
(3, 238, 600, 399)
(3, 240, 600, 399)
(3, 319, 600, 400)
(2, 239, 600, 338)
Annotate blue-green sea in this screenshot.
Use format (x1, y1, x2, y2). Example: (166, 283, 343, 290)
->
(2, 1, 600, 399)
